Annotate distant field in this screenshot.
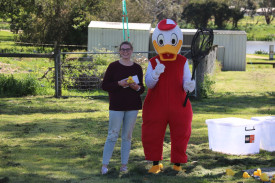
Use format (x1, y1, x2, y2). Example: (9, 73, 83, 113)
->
(0, 30, 13, 41)
(0, 21, 10, 30)
(234, 16, 275, 41)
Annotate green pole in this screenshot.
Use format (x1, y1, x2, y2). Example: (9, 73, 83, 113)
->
(122, 0, 126, 41)
(122, 0, 129, 41)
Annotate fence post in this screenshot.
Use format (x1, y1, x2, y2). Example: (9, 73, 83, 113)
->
(54, 42, 61, 98)
(195, 57, 205, 99)
(269, 45, 274, 60)
(195, 46, 216, 99)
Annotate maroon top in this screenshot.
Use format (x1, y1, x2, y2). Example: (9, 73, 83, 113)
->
(102, 61, 144, 111)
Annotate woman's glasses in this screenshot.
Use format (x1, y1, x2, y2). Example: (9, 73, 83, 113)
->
(120, 48, 132, 52)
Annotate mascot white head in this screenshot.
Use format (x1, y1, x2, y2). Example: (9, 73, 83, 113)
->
(152, 19, 183, 61)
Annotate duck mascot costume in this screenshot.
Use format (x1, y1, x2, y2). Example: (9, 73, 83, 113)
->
(142, 19, 195, 174)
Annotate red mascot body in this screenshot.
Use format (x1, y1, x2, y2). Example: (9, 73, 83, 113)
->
(142, 19, 195, 174)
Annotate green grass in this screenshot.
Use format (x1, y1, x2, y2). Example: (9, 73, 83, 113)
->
(0, 18, 10, 30)
(0, 31, 14, 41)
(0, 41, 54, 53)
(0, 55, 275, 182)
(235, 16, 275, 41)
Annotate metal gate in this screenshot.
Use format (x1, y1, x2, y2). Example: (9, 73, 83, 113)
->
(55, 51, 149, 98)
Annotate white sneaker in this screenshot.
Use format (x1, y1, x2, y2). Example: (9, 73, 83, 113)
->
(101, 166, 108, 175)
(120, 166, 128, 172)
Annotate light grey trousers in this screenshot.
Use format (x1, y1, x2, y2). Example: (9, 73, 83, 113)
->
(102, 110, 138, 165)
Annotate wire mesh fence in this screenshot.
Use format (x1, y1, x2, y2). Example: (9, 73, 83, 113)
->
(59, 51, 151, 98)
(0, 49, 197, 98)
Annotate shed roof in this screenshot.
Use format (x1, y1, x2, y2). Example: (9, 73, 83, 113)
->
(150, 28, 246, 35)
(88, 21, 151, 30)
(214, 30, 246, 35)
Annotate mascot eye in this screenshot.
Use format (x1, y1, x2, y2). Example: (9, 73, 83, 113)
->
(171, 33, 178, 46)
(157, 34, 165, 46)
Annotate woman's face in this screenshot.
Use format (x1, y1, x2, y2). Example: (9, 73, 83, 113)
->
(119, 44, 133, 60)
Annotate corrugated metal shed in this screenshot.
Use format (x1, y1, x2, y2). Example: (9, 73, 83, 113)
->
(213, 30, 247, 71)
(88, 21, 151, 57)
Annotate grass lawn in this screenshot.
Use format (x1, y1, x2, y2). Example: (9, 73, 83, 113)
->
(0, 31, 13, 41)
(0, 55, 275, 182)
(238, 16, 275, 41)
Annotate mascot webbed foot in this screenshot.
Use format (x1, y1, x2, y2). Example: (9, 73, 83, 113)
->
(148, 163, 163, 174)
(172, 165, 182, 171)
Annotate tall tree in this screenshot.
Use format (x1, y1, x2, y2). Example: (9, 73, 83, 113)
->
(132, 0, 185, 25)
(259, 0, 275, 24)
(182, 1, 232, 29)
(0, 0, 103, 45)
(212, 2, 231, 29)
(96, 0, 152, 23)
(182, 2, 213, 28)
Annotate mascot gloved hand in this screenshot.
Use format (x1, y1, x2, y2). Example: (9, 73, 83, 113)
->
(184, 80, 195, 93)
(142, 19, 194, 174)
(151, 59, 165, 80)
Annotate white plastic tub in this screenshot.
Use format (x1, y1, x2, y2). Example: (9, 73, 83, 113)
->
(206, 117, 263, 155)
(251, 116, 275, 152)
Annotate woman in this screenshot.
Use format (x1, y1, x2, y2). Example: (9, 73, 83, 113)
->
(101, 41, 144, 174)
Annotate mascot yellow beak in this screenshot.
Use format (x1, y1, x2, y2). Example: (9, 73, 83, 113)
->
(153, 40, 183, 61)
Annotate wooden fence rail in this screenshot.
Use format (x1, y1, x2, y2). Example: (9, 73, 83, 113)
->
(0, 53, 54, 58)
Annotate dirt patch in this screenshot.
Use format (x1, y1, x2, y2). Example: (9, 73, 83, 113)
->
(0, 62, 28, 74)
(246, 55, 269, 59)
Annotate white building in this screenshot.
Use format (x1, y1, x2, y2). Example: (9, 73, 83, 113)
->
(88, 21, 151, 57)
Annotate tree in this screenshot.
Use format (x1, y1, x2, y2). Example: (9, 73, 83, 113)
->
(230, 7, 245, 28)
(212, 2, 231, 29)
(0, 0, 104, 45)
(182, 2, 213, 28)
(182, 1, 232, 29)
(132, 0, 185, 25)
(0, 0, 36, 33)
(246, 0, 257, 17)
(95, 0, 152, 23)
(259, 0, 275, 24)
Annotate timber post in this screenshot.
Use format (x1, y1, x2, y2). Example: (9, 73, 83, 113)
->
(54, 42, 61, 98)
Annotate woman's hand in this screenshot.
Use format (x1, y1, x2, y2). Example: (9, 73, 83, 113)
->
(118, 79, 129, 87)
(129, 82, 140, 91)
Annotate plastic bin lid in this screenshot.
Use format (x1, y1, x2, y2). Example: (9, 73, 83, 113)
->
(251, 116, 275, 124)
(205, 117, 263, 126)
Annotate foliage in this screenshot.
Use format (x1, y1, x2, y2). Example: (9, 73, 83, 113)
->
(96, 0, 152, 23)
(230, 7, 245, 28)
(0, 0, 104, 45)
(0, 74, 42, 97)
(0, 0, 274, 45)
(181, 2, 213, 28)
(199, 74, 215, 98)
(182, 1, 240, 29)
(254, 50, 268, 54)
(259, 0, 275, 24)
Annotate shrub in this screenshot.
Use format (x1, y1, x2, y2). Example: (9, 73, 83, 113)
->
(0, 74, 41, 97)
(200, 74, 215, 98)
(254, 50, 268, 55)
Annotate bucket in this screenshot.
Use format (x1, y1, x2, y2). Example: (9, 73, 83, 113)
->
(206, 117, 263, 155)
(251, 116, 275, 152)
